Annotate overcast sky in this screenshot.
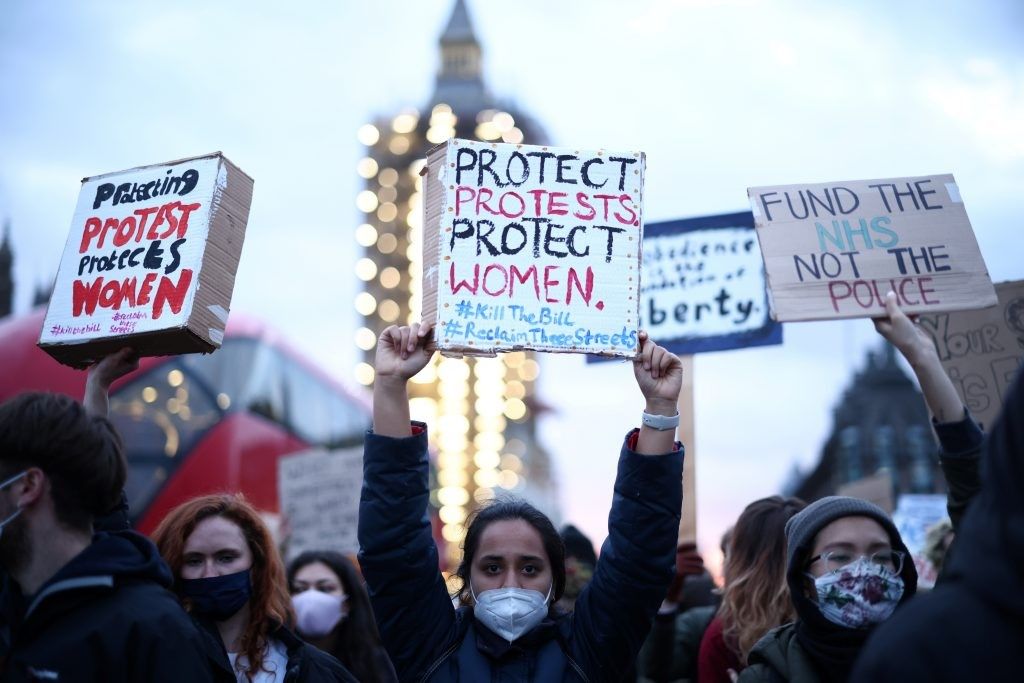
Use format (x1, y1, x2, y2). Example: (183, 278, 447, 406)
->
(2, 0, 1022, 574)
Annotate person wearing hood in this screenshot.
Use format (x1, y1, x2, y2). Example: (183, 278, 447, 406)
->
(738, 496, 918, 683)
(852, 366, 1024, 681)
(359, 323, 685, 682)
(0, 390, 215, 682)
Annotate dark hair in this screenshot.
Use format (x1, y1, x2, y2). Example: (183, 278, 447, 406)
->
(560, 524, 597, 567)
(286, 551, 390, 682)
(455, 498, 566, 606)
(0, 392, 125, 532)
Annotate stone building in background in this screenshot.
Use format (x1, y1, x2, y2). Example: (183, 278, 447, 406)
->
(786, 343, 944, 504)
(352, 0, 558, 563)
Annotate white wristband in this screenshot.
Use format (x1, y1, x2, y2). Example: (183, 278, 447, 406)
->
(642, 411, 679, 431)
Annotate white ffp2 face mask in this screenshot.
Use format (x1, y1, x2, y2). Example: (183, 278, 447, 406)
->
(472, 585, 552, 643)
(292, 589, 345, 638)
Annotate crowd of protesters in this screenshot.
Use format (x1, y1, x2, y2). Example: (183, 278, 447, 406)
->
(0, 291, 1019, 681)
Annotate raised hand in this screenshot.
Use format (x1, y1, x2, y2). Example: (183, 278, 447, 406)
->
(374, 323, 435, 382)
(873, 291, 962, 423)
(872, 291, 936, 366)
(84, 347, 139, 416)
(633, 331, 683, 415)
(372, 323, 435, 437)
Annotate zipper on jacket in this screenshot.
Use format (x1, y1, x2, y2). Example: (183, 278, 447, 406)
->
(418, 639, 461, 683)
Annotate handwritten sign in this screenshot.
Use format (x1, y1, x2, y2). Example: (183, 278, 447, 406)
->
(747, 175, 996, 321)
(39, 153, 252, 368)
(421, 139, 644, 357)
(278, 447, 363, 562)
(917, 280, 1024, 431)
(637, 211, 781, 355)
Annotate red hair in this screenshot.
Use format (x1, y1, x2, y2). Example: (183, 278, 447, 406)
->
(151, 494, 293, 679)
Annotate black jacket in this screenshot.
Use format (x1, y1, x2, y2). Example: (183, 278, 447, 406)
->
(852, 370, 1024, 681)
(194, 616, 358, 683)
(1, 530, 214, 682)
(358, 424, 684, 683)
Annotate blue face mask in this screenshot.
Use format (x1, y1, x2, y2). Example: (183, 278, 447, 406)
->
(180, 569, 252, 621)
(0, 471, 28, 541)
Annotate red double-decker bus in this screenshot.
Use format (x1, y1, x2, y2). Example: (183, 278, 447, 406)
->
(0, 309, 372, 534)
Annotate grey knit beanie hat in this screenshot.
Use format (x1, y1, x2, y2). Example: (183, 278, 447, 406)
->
(784, 495, 904, 570)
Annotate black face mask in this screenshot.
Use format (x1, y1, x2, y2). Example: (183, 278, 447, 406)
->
(180, 569, 252, 621)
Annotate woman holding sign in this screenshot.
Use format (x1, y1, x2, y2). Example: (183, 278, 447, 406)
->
(358, 323, 684, 682)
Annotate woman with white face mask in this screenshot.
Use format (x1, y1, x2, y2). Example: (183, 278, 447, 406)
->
(287, 551, 397, 682)
(359, 323, 685, 682)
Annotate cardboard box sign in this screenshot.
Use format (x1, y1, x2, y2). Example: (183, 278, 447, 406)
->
(917, 280, 1024, 432)
(421, 138, 645, 357)
(39, 152, 253, 368)
(278, 447, 363, 562)
(747, 175, 996, 322)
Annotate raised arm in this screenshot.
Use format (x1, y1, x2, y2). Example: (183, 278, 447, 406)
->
(873, 292, 962, 423)
(873, 292, 983, 529)
(358, 324, 457, 680)
(82, 348, 139, 531)
(372, 323, 433, 436)
(83, 347, 139, 417)
(571, 332, 685, 681)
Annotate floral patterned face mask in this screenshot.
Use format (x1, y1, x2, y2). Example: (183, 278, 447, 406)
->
(808, 557, 904, 629)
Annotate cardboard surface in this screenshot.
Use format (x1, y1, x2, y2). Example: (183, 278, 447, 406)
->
(278, 446, 363, 562)
(917, 279, 1024, 431)
(39, 152, 252, 367)
(677, 356, 696, 544)
(747, 175, 996, 322)
(422, 139, 644, 357)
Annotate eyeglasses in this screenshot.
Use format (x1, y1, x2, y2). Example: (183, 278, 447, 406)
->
(807, 550, 905, 575)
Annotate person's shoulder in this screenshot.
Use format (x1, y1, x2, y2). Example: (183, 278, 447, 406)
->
(295, 641, 359, 682)
(274, 625, 358, 683)
(854, 583, 1019, 681)
(742, 623, 811, 683)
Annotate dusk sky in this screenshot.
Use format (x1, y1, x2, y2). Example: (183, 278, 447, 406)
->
(2, 0, 1022, 575)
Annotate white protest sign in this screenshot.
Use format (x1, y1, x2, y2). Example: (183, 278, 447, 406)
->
(39, 153, 252, 367)
(421, 139, 644, 357)
(278, 446, 363, 562)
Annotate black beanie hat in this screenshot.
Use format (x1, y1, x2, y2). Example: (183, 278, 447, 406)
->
(784, 496, 910, 572)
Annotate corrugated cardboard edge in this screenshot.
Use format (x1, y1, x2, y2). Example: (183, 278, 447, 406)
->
(186, 154, 253, 347)
(420, 141, 448, 329)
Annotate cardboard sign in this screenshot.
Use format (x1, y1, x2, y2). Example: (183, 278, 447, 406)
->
(278, 447, 363, 562)
(917, 280, 1024, 431)
(39, 153, 253, 368)
(747, 175, 996, 322)
(421, 139, 644, 357)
